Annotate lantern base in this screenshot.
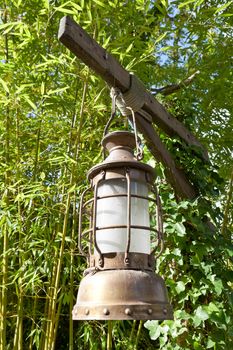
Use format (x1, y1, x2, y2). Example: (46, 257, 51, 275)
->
(73, 269, 173, 320)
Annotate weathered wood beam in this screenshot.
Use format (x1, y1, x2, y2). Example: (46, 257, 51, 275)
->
(58, 16, 208, 161)
(58, 16, 202, 199)
(134, 113, 197, 199)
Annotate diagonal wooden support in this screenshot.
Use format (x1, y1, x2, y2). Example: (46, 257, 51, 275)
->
(134, 113, 197, 198)
(58, 16, 204, 199)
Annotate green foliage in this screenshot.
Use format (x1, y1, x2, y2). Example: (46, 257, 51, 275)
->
(0, 0, 232, 349)
(145, 179, 232, 349)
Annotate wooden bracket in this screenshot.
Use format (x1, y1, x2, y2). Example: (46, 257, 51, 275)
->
(58, 16, 207, 199)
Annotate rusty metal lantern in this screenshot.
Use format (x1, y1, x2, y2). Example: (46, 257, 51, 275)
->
(72, 130, 173, 320)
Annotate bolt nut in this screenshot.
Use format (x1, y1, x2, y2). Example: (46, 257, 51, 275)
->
(148, 308, 153, 315)
(103, 308, 110, 315)
(125, 308, 132, 316)
(98, 258, 103, 267)
(85, 309, 89, 315)
(163, 308, 167, 315)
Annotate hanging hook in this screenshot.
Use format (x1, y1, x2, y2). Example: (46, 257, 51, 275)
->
(102, 88, 120, 159)
(127, 107, 144, 161)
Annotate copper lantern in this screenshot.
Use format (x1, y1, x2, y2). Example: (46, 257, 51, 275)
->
(72, 130, 173, 320)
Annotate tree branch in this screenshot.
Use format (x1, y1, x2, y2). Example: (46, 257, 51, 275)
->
(152, 70, 200, 96)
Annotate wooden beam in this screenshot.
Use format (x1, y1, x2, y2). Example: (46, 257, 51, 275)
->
(58, 16, 203, 199)
(58, 16, 130, 92)
(58, 16, 208, 161)
(134, 113, 197, 199)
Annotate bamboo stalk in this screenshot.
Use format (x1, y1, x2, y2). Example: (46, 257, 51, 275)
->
(32, 120, 42, 182)
(107, 321, 113, 350)
(69, 193, 77, 350)
(13, 110, 24, 350)
(45, 78, 89, 350)
(51, 278, 66, 350)
(29, 297, 38, 350)
(0, 5, 10, 350)
(43, 247, 59, 350)
(129, 320, 137, 345)
(221, 169, 233, 238)
(134, 321, 143, 350)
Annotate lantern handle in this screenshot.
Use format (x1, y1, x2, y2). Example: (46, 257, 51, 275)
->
(92, 172, 105, 267)
(102, 89, 119, 158)
(127, 107, 144, 161)
(78, 186, 92, 257)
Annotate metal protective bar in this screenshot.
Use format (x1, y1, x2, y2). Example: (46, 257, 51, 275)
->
(92, 178, 103, 258)
(96, 193, 157, 203)
(95, 225, 156, 232)
(125, 170, 131, 263)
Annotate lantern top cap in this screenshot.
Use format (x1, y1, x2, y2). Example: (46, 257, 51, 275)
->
(87, 130, 155, 183)
(102, 131, 136, 153)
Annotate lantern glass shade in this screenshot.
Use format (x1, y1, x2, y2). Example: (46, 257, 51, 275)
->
(96, 178, 150, 254)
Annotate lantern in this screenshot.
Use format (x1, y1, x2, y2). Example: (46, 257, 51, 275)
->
(72, 130, 173, 320)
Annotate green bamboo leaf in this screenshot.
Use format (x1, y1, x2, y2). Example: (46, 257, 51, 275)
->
(155, 32, 167, 44)
(0, 21, 19, 31)
(54, 7, 76, 14)
(15, 84, 34, 94)
(23, 95, 37, 110)
(41, 82, 45, 95)
(126, 43, 133, 53)
(43, 0, 49, 9)
(40, 172, 45, 180)
(92, 0, 105, 7)
(179, 0, 196, 8)
(220, 13, 233, 16)
(215, 1, 232, 13)
(194, 0, 205, 9)
(160, 0, 168, 8)
(47, 86, 69, 95)
(0, 78, 10, 93)
(70, 1, 82, 11)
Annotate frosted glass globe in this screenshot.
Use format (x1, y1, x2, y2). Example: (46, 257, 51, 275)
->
(96, 178, 150, 254)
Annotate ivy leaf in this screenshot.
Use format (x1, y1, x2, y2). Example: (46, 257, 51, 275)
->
(213, 279, 223, 295)
(193, 306, 209, 326)
(175, 281, 186, 294)
(174, 222, 186, 236)
(144, 321, 161, 340)
(207, 338, 215, 348)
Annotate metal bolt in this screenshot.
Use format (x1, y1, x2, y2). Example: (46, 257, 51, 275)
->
(148, 308, 153, 315)
(99, 258, 103, 267)
(85, 308, 89, 315)
(103, 308, 110, 315)
(163, 308, 167, 315)
(125, 308, 132, 316)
